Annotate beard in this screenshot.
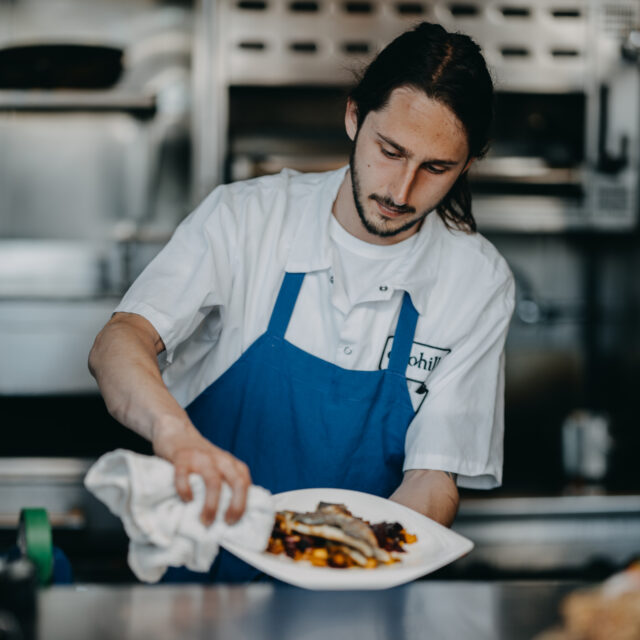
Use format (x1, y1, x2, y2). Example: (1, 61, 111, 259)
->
(349, 144, 431, 239)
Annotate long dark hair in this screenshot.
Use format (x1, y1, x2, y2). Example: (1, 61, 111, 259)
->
(349, 22, 493, 233)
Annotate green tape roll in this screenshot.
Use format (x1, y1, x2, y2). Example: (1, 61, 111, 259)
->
(18, 508, 53, 585)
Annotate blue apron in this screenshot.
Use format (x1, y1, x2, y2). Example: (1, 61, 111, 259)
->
(169, 271, 418, 583)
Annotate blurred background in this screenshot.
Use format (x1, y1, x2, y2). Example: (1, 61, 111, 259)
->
(1, 0, 640, 582)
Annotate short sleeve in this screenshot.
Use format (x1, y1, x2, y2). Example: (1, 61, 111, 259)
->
(115, 186, 237, 363)
(403, 270, 515, 489)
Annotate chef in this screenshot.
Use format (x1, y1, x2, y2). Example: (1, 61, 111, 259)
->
(89, 22, 514, 581)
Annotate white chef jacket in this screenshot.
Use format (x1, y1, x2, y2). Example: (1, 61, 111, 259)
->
(116, 166, 515, 489)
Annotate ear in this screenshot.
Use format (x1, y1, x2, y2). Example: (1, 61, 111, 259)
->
(345, 98, 359, 141)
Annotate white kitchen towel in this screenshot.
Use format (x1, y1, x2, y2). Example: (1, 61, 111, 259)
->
(84, 449, 275, 583)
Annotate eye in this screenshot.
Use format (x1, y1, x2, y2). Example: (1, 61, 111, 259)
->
(424, 164, 447, 175)
(381, 147, 401, 159)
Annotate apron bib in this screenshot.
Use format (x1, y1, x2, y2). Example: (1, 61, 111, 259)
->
(169, 271, 418, 583)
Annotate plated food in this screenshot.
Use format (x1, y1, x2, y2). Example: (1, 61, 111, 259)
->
(266, 501, 417, 568)
(221, 488, 473, 589)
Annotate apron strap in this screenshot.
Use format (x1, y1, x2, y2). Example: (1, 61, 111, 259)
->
(387, 292, 419, 374)
(267, 272, 305, 338)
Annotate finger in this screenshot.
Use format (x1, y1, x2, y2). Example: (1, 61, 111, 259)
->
(219, 459, 251, 525)
(174, 464, 193, 502)
(200, 468, 222, 527)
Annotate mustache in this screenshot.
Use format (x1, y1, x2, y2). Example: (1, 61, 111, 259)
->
(368, 194, 415, 215)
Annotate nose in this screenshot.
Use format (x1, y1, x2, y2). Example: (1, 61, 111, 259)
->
(390, 164, 419, 205)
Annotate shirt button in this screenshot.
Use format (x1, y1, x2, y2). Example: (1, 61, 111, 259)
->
(330, 275, 334, 284)
(343, 346, 352, 355)
(379, 285, 388, 291)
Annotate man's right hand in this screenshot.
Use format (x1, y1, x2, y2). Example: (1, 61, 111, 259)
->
(153, 418, 252, 526)
(89, 312, 252, 528)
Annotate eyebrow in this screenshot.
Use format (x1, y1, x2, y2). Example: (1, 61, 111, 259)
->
(376, 132, 461, 167)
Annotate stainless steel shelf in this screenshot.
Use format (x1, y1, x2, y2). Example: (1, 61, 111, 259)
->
(453, 494, 640, 574)
(459, 494, 640, 517)
(0, 90, 155, 112)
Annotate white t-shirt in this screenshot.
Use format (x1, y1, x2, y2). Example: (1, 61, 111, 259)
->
(116, 166, 515, 489)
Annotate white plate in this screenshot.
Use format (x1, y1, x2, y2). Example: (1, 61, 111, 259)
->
(221, 488, 474, 590)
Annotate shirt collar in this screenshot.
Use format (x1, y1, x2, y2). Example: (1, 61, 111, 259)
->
(285, 166, 444, 316)
(285, 166, 346, 274)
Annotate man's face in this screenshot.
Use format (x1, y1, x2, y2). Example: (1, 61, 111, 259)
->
(345, 86, 473, 244)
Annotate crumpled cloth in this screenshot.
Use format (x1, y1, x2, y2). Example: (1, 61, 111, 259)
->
(84, 449, 275, 583)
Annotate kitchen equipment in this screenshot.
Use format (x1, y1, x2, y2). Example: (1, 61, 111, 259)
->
(17, 509, 53, 586)
(0, 0, 194, 394)
(0, 457, 130, 583)
(452, 494, 640, 578)
(562, 409, 613, 486)
(0, 0, 193, 242)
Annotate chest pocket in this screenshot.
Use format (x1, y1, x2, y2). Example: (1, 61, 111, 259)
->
(379, 337, 451, 411)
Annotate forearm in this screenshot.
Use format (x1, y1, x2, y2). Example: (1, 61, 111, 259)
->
(89, 312, 251, 524)
(389, 469, 460, 527)
(88, 313, 195, 450)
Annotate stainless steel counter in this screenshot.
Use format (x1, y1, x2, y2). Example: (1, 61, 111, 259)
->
(37, 581, 583, 640)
